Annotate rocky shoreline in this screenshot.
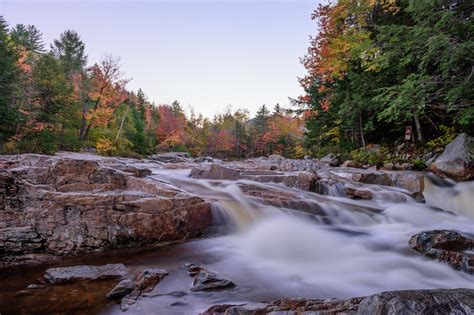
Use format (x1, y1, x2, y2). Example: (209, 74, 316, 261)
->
(0, 152, 212, 267)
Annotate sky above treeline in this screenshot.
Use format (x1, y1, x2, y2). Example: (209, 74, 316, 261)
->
(2, 0, 319, 118)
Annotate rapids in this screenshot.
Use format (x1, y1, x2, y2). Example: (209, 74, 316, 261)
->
(1, 166, 473, 315)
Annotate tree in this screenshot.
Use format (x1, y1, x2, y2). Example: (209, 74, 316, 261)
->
(10, 24, 45, 53)
(80, 55, 128, 142)
(0, 16, 20, 144)
(51, 30, 87, 77)
(299, 0, 473, 152)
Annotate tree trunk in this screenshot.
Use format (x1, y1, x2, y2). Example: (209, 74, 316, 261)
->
(359, 113, 366, 148)
(413, 111, 423, 143)
(114, 105, 130, 146)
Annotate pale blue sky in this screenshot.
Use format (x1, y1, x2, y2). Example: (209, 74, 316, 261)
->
(1, 0, 319, 117)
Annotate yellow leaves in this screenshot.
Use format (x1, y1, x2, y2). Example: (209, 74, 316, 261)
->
(360, 47, 382, 72)
(96, 138, 114, 156)
(323, 126, 340, 144)
(368, 0, 400, 14)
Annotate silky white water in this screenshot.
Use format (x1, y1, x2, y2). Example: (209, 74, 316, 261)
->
(152, 169, 474, 300)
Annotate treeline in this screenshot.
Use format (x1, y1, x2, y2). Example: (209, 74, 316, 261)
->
(0, 16, 304, 158)
(298, 0, 473, 154)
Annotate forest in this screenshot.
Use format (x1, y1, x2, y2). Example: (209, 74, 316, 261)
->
(0, 0, 472, 161)
(0, 16, 305, 158)
(297, 0, 473, 158)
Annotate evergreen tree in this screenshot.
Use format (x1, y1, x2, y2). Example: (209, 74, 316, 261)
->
(0, 16, 19, 144)
(10, 24, 45, 52)
(51, 30, 87, 77)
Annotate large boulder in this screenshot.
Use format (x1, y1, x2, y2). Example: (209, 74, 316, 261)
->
(431, 133, 474, 181)
(0, 154, 212, 267)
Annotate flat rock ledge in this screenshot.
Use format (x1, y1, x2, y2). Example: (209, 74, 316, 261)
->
(204, 288, 474, 315)
(0, 153, 212, 267)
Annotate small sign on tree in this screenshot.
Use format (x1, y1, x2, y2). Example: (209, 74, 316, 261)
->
(405, 126, 412, 141)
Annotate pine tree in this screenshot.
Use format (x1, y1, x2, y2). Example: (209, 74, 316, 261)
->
(51, 30, 87, 77)
(10, 24, 45, 52)
(0, 16, 19, 144)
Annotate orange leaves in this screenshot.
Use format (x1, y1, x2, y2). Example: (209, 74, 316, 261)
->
(85, 57, 129, 129)
(156, 105, 187, 144)
(300, 0, 383, 111)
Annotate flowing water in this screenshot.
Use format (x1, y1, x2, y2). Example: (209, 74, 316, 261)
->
(1, 167, 473, 315)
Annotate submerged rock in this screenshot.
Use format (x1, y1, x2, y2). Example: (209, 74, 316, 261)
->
(44, 263, 129, 285)
(409, 230, 474, 273)
(204, 289, 474, 314)
(431, 133, 474, 181)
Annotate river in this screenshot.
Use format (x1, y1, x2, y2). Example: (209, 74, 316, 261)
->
(1, 165, 473, 314)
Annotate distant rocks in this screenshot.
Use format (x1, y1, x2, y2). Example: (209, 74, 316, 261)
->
(321, 153, 341, 167)
(409, 230, 474, 273)
(191, 164, 241, 180)
(150, 152, 191, 163)
(204, 289, 474, 314)
(431, 133, 474, 181)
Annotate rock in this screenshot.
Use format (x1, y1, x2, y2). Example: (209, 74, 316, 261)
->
(344, 186, 373, 199)
(135, 268, 169, 293)
(431, 133, 474, 181)
(190, 164, 241, 180)
(332, 169, 392, 186)
(108, 164, 152, 178)
(358, 288, 474, 314)
(383, 162, 394, 170)
(204, 289, 474, 314)
(0, 153, 212, 268)
(191, 269, 235, 292)
(342, 160, 361, 168)
(425, 153, 440, 167)
(193, 156, 219, 163)
(106, 278, 135, 299)
(150, 152, 191, 163)
(120, 268, 169, 310)
(409, 230, 474, 273)
(321, 153, 341, 167)
(400, 162, 412, 170)
(44, 263, 129, 285)
(386, 172, 425, 194)
(183, 262, 204, 276)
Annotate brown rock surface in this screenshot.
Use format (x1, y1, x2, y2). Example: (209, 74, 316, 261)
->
(0, 153, 212, 267)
